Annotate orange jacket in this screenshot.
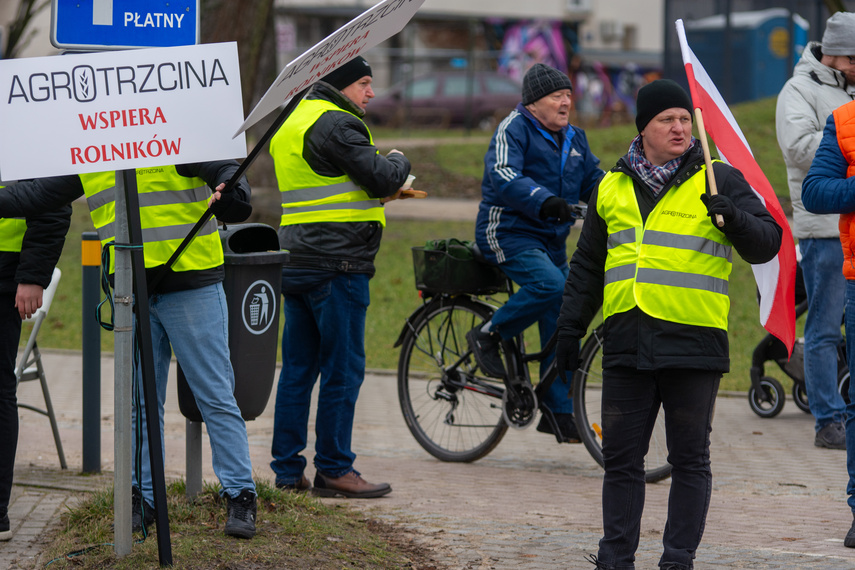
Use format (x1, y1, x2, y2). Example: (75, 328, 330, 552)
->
(834, 102, 855, 278)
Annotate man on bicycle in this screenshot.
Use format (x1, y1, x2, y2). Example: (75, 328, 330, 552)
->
(467, 63, 603, 441)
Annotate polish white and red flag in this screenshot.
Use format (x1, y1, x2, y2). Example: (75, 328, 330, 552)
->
(676, 19, 796, 354)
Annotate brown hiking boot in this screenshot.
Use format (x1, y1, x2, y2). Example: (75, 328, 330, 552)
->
(275, 475, 312, 493)
(312, 471, 391, 498)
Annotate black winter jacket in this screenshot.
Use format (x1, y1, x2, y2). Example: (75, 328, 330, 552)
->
(0, 205, 71, 295)
(556, 144, 783, 372)
(276, 82, 411, 277)
(0, 162, 250, 293)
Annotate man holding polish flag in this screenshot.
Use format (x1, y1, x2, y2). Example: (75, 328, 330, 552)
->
(676, 19, 797, 354)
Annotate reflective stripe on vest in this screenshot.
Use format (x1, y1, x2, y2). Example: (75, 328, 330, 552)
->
(79, 167, 222, 274)
(0, 186, 25, 252)
(598, 168, 733, 330)
(269, 98, 385, 227)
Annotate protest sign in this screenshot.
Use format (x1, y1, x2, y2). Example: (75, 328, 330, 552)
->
(236, 0, 425, 136)
(0, 42, 246, 180)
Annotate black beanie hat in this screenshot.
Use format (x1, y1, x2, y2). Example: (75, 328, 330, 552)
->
(320, 56, 372, 91)
(634, 79, 693, 132)
(522, 63, 573, 105)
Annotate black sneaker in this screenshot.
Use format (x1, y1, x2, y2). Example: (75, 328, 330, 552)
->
(846, 513, 855, 548)
(536, 413, 581, 443)
(815, 421, 846, 450)
(131, 486, 155, 533)
(224, 489, 257, 539)
(466, 327, 505, 377)
(0, 512, 11, 541)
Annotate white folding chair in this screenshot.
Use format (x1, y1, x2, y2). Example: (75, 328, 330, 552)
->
(15, 267, 67, 469)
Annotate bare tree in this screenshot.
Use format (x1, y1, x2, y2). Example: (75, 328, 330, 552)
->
(3, 0, 49, 59)
(823, 0, 848, 15)
(200, 0, 276, 115)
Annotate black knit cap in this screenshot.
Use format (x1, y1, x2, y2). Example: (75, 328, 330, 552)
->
(320, 56, 372, 91)
(522, 63, 573, 105)
(635, 79, 693, 132)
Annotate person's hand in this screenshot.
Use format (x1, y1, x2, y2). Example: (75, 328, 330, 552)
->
(700, 193, 738, 226)
(555, 334, 580, 384)
(380, 189, 404, 204)
(387, 149, 404, 156)
(209, 181, 252, 221)
(15, 283, 43, 320)
(540, 196, 574, 222)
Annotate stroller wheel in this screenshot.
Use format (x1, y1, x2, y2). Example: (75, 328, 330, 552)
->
(792, 382, 811, 414)
(748, 376, 785, 418)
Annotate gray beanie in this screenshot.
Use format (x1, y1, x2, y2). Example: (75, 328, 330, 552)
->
(522, 63, 573, 105)
(822, 12, 855, 56)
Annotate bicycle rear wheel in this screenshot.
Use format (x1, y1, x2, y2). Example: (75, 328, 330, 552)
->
(398, 296, 509, 462)
(572, 327, 672, 483)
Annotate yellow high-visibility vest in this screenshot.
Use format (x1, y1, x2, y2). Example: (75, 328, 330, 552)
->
(80, 167, 223, 274)
(269, 98, 386, 227)
(598, 167, 733, 330)
(0, 186, 26, 253)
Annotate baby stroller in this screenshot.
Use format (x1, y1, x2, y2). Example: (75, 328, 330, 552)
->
(748, 261, 849, 418)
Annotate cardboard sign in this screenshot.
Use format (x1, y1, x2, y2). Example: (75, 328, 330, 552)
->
(0, 42, 246, 180)
(236, 0, 425, 136)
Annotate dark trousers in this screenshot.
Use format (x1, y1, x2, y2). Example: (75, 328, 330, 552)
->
(0, 293, 23, 514)
(596, 367, 720, 570)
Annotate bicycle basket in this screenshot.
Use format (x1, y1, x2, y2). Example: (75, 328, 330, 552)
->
(412, 239, 507, 295)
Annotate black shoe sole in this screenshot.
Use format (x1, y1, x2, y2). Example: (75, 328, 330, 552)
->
(224, 525, 256, 539)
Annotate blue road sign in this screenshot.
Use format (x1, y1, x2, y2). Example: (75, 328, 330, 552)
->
(51, 0, 199, 50)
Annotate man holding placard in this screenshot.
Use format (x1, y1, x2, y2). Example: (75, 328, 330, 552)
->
(0, 163, 259, 539)
(268, 56, 411, 498)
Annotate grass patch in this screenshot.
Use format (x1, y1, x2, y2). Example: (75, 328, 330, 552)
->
(39, 479, 427, 569)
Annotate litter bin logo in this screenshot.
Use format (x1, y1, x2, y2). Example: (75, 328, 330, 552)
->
(241, 280, 276, 335)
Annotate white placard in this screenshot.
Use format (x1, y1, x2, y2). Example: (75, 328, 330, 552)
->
(236, 0, 425, 136)
(0, 42, 246, 180)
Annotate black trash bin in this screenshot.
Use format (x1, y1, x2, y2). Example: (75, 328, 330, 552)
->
(177, 223, 288, 422)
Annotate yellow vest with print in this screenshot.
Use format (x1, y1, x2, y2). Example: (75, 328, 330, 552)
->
(79, 167, 222, 274)
(0, 185, 26, 253)
(598, 167, 733, 330)
(269, 98, 386, 227)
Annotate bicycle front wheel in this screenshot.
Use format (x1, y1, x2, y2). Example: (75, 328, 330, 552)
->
(573, 327, 672, 483)
(398, 296, 508, 462)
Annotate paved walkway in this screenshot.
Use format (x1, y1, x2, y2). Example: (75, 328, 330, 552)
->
(4, 350, 855, 569)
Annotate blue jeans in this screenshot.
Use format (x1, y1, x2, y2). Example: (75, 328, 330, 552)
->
(800, 238, 846, 432)
(270, 272, 370, 485)
(132, 284, 255, 504)
(844, 279, 855, 511)
(597, 367, 719, 570)
(494, 249, 571, 414)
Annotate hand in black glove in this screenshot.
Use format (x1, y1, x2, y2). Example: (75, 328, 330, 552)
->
(210, 184, 253, 222)
(555, 334, 580, 384)
(539, 196, 574, 222)
(700, 193, 738, 227)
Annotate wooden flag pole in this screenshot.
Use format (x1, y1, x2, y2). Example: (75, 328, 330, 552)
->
(693, 107, 724, 227)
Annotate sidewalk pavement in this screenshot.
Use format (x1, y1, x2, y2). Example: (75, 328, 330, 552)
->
(4, 349, 855, 569)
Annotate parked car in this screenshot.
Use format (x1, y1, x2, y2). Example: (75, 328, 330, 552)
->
(366, 71, 522, 130)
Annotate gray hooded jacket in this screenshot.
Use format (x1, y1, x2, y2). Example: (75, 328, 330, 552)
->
(776, 41, 855, 239)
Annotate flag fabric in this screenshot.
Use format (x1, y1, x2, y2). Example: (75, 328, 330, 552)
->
(675, 19, 796, 355)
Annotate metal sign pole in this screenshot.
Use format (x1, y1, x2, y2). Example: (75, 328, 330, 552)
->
(121, 170, 173, 565)
(113, 172, 132, 557)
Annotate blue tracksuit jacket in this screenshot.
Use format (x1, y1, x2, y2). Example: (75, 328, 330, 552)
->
(475, 103, 603, 265)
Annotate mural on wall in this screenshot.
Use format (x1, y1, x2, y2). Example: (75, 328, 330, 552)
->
(485, 19, 660, 128)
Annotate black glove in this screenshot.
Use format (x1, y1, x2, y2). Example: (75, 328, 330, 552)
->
(210, 188, 253, 222)
(539, 196, 574, 222)
(700, 193, 737, 227)
(555, 334, 580, 384)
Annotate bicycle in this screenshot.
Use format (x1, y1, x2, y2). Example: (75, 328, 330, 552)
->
(393, 233, 673, 483)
